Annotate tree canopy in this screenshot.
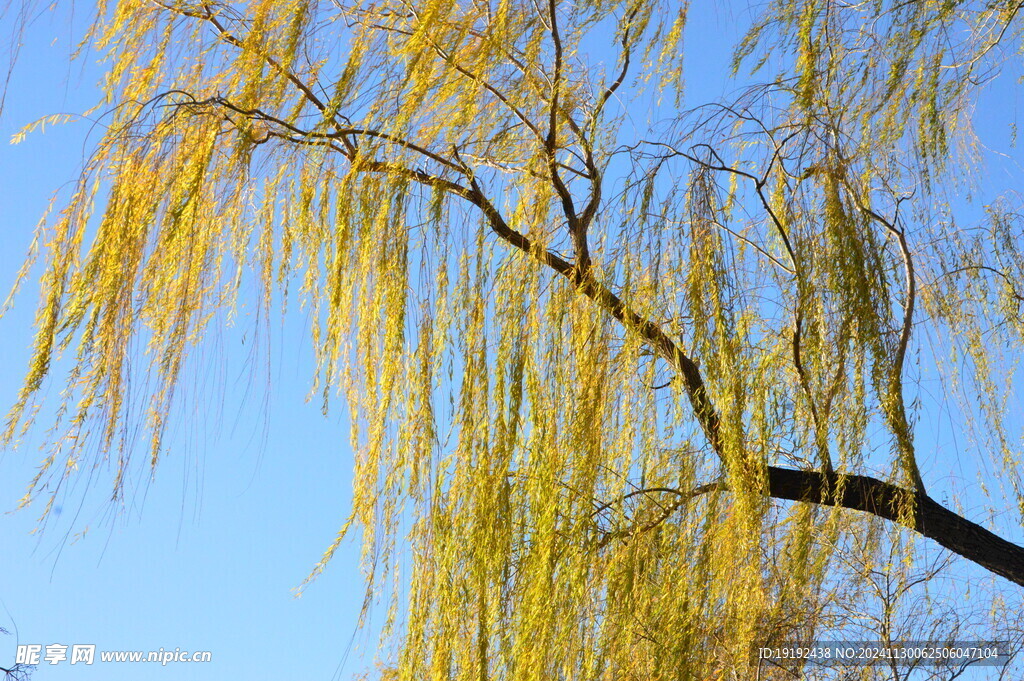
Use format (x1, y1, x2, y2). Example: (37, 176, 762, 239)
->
(3, 0, 1024, 678)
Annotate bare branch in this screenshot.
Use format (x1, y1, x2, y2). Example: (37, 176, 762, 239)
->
(943, 265, 1024, 303)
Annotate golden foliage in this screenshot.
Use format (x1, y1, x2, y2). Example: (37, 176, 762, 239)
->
(4, 0, 1024, 677)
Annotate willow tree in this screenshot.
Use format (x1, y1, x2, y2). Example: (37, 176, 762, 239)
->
(3, 0, 1024, 677)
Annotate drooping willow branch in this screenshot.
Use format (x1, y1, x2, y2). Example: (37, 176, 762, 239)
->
(152, 1, 1024, 589)
(444, 144, 1024, 589)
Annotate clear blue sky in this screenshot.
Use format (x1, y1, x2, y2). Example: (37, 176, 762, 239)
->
(1, 3, 1022, 681)
(0, 10, 373, 680)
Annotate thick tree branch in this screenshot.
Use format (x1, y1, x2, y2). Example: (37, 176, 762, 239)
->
(594, 468, 1024, 587)
(765, 467, 1024, 587)
(465, 192, 724, 453)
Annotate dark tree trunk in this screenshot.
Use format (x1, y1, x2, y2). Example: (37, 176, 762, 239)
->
(766, 466, 1024, 587)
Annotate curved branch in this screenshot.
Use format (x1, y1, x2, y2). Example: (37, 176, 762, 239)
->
(943, 265, 1024, 303)
(594, 5, 638, 119)
(853, 198, 926, 495)
(568, 5, 643, 269)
